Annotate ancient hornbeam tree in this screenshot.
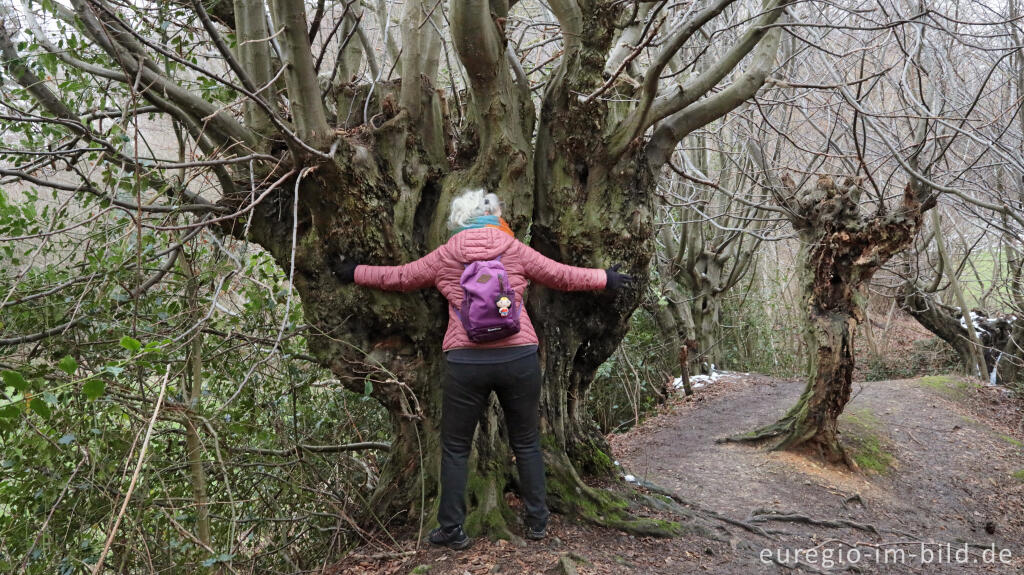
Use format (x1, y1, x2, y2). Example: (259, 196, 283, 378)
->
(648, 150, 768, 376)
(730, 174, 935, 464)
(0, 0, 787, 534)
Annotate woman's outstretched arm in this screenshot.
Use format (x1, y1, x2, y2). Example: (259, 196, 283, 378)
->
(513, 241, 609, 291)
(350, 246, 446, 292)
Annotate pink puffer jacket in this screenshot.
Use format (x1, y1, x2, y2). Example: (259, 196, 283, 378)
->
(354, 227, 607, 350)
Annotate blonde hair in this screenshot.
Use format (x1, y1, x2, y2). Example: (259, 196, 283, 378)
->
(447, 188, 503, 230)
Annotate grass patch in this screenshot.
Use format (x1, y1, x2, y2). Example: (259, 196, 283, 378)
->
(917, 375, 974, 399)
(960, 250, 1002, 308)
(1000, 435, 1024, 449)
(1012, 470, 1024, 483)
(843, 407, 882, 428)
(840, 408, 895, 474)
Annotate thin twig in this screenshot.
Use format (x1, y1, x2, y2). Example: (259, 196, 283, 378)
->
(91, 365, 171, 575)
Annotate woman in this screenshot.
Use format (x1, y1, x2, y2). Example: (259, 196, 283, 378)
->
(331, 189, 632, 549)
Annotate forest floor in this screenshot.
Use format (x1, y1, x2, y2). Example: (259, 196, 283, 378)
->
(326, 373, 1024, 575)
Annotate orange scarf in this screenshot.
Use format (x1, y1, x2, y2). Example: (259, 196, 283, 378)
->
(487, 217, 515, 237)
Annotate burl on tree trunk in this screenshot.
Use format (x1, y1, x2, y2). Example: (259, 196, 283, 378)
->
(726, 175, 934, 465)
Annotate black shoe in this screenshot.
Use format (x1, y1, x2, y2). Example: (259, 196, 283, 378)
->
(427, 525, 471, 550)
(525, 520, 547, 540)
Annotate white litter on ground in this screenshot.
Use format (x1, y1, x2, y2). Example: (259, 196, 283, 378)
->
(673, 367, 729, 390)
(990, 352, 1001, 386)
(623, 474, 636, 483)
(953, 308, 1018, 385)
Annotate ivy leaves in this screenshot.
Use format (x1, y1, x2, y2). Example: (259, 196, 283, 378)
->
(1, 369, 28, 391)
(0, 337, 166, 434)
(57, 355, 77, 376)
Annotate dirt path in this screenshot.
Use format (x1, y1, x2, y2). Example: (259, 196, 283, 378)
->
(614, 374, 1024, 574)
(328, 375, 1024, 574)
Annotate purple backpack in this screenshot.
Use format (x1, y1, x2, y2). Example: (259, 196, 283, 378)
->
(456, 256, 521, 342)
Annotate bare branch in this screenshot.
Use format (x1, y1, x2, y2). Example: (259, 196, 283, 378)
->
(65, 0, 257, 149)
(646, 23, 783, 168)
(0, 318, 86, 346)
(270, 0, 333, 148)
(450, 0, 505, 86)
(233, 442, 392, 457)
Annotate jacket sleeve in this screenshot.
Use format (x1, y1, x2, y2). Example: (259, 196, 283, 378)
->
(353, 246, 444, 292)
(514, 241, 607, 291)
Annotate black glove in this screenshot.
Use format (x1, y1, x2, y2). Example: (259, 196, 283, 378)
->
(330, 258, 358, 283)
(605, 263, 633, 291)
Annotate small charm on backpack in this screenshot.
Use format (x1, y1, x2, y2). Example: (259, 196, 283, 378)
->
(496, 296, 512, 317)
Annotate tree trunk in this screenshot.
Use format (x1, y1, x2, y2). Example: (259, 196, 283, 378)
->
(727, 236, 857, 465)
(679, 343, 695, 396)
(182, 253, 211, 546)
(996, 320, 1024, 385)
(692, 289, 721, 373)
(728, 176, 932, 465)
(862, 306, 879, 358)
(932, 210, 987, 377)
(644, 298, 692, 396)
(997, 237, 1024, 386)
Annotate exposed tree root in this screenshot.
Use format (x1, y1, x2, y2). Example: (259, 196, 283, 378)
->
(719, 409, 858, 470)
(463, 464, 517, 540)
(545, 453, 694, 537)
(558, 554, 581, 575)
(719, 417, 792, 444)
(748, 512, 880, 536)
(450, 447, 868, 547)
(633, 478, 778, 539)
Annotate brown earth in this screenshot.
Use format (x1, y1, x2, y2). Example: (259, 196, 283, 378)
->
(326, 373, 1024, 575)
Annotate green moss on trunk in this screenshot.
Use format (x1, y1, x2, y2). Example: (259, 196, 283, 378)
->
(545, 451, 689, 537)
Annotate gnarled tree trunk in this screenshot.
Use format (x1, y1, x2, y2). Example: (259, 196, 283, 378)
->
(729, 175, 933, 465)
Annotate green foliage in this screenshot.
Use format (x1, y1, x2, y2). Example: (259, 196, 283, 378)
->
(589, 308, 674, 433)
(82, 379, 105, 400)
(2, 370, 28, 391)
(0, 189, 389, 573)
(56, 356, 77, 376)
(119, 335, 142, 352)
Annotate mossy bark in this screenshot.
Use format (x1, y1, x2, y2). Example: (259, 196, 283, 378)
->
(222, 66, 651, 535)
(545, 446, 688, 537)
